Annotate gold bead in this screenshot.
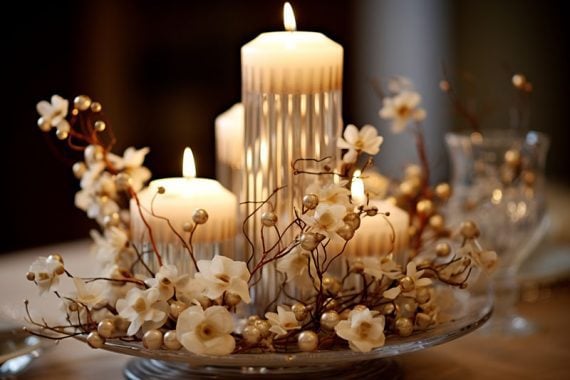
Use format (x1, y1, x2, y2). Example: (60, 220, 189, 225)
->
(72, 162, 86, 179)
(439, 80, 450, 92)
(343, 212, 361, 230)
(434, 183, 451, 200)
(416, 199, 434, 217)
(297, 331, 319, 352)
(85, 145, 104, 163)
(37, 117, 51, 132)
(247, 315, 260, 325)
(291, 303, 308, 321)
(399, 276, 415, 292)
(182, 222, 193, 232)
(261, 211, 278, 227)
(322, 274, 341, 294)
(460, 220, 479, 239)
(302, 194, 319, 210)
(224, 292, 242, 306)
(400, 179, 420, 198)
(323, 298, 338, 310)
(381, 303, 395, 315)
(94, 120, 106, 132)
(336, 224, 355, 241)
(87, 331, 105, 348)
(56, 129, 68, 140)
(320, 311, 340, 330)
(395, 317, 414, 337)
(512, 74, 526, 89)
(428, 214, 444, 231)
(169, 301, 187, 319)
(74, 95, 92, 111)
(300, 233, 320, 251)
(90, 102, 102, 113)
(113, 318, 130, 334)
(405, 164, 422, 179)
(435, 242, 451, 257)
(353, 304, 368, 312)
(415, 287, 431, 304)
(192, 209, 208, 224)
(97, 319, 115, 338)
(103, 212, 120, 227)
(253, 320, 271, 338)
(242, 325, 261, 345)
(48, 254, 64, 265)
(415, 313, 432, 329)
(142, 329, 163, 350)
(366, 206, 379, 217)
(26, 272, 35, 281)
(157, 186, 166, 194)
(163, 330, 182, 350)
(504, 149, 521, 167)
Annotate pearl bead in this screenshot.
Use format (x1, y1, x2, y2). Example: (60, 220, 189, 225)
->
(113, 318, 130, 334)
(192, 209, 209, 225)
(415, 287, 431, 304)
(48, 254, 64, 265)
(435, 242, 451, 257)
(85, 145, 104, 163)
(97, 319, 115, 338)
(302, 194, 319, 210)
(405, 164, 422, 179)
(242, 325, 261, 344)
(336, 224, 354, 241)
(261, 211, 278, 227)
(395, 317, 414, 337)
(224, 292, 242, 306)
(460, 220, 479, 238)
(291, 303, 308, 321)
(90, 102, 102, 112)
(323, 298, 337, 310)
(428, 214, 444, 231)
(182, 222, 193, 232)
(353, 304, 367, 312)
(399, 276, 414, 292)
(87, 332, 105, 348)
(103, 213, 120, 227)
(381, 303, 395, 315)
(297, 331, 319, 352)
(169, 301, 187, 319)
(163, 330, 182, 350)
(300, 233, 320, 251)
(56, 129, 68, 140)
(343, 212, 361, 230)
(416, 199, 434, 217)
(512, 74, 526, 88)
(157, 186, 166, 194)
(247, 315, 260, 325)
(504, 149, 521, 167)
(74, 95, 92, 111)
(37, 117, 51, 132)
(26, 272, 35, 281)
(72, 162, 86, 179)
(94, 120, 106, 132)
(434, 183, 451, 200)
(320, 311, 340, 330)
(143, 329, 163, 350)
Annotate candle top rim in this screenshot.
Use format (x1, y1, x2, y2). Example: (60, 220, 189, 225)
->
(148, 177, 232, 196)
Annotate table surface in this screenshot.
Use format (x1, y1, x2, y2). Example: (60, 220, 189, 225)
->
(1, 239, 569, 380)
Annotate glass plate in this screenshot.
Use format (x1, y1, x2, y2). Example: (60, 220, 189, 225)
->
(79, 293, 492, 379)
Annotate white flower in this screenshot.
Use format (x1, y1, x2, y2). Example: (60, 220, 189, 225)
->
(265, 306, 301, 337)
(76, 192, 120, 224)
(176, 305, 235, 356)
(116, 287, 169, 336)
(145, 264, 184, 301)
(383, 262, 432, 300)
(90, 227, 135, 271)
(379, 91, 427, 133)
(175, 275, 208, 305)
(196, 256, 251, 304)
(359, 254, 400, 281)
(305, 182, 352, 210)
(337, 125, 384, 163)
(302, 204, 347, 237)
(470, 250, 498, 271)
(276, 245, 319, 289)
(334, 307, 386, 352)
(108, 147, 151, 191)
(69, 278, 106, 308)
(28, 256, 65, 294)
(36, 95, 69, 132)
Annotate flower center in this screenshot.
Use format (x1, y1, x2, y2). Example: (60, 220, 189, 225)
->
(354, 139, 365, 150)
(196, 322, 214, 340)
(396, 105, 410, 118)
(133, 297, 146, 313)
(357, 321, 372, 338)
(216, 274, 231, 283)
(318, 211, 335, 229)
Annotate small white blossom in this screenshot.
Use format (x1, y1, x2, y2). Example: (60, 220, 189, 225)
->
(145, 264, 184, 301)
(176, 305, 235, 356)
(116, 287, 169, 336)
(175, 275, 208, 306)
(36, 95, 69, 132)
(334, 307, 386, 352)
(69, 278, 106, 308)
(302, 204, 347, 237)
(337, 124, 384, 163)
(265, 306, 301, 337)
(305, 182, 352, 210)
(28, 256, 65, 294)
(196, 256, 251, 304)
(276, 245, 319, 289)
(383, 262, 432, 300)
(90, 227, 135, 271)
(379, 91, 426, 133)
(359, 255, 400, 281)
(108, 147, 151, 191)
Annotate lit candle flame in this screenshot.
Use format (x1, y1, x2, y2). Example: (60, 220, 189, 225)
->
(351, 170, 366, 206)
(283, 2, 296, 32)
(183, 147, 196, 179)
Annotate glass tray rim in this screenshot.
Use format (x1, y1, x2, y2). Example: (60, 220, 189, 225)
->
(77, 293, 492, 368)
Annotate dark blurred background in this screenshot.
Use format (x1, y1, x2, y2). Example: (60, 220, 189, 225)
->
(2, 0, 568, 253)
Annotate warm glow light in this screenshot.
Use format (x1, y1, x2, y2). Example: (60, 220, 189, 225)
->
(351, 170, 366, 206)
(283, 2, 296, 32)
(183, 147, 196, 178)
